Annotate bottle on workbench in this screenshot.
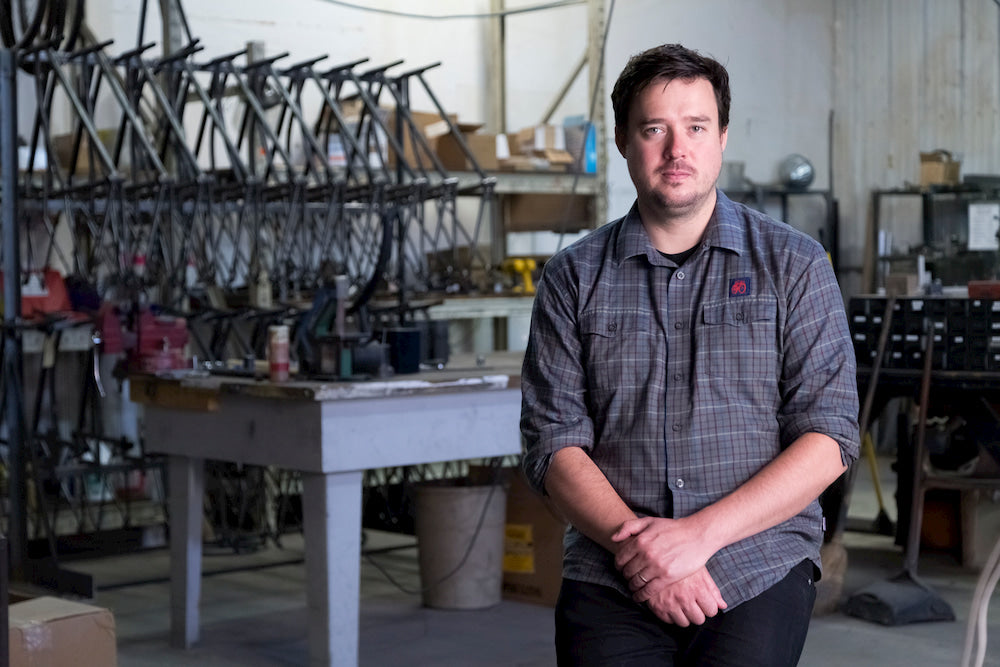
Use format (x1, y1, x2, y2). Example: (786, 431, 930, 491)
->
(268, 325, 290, 382)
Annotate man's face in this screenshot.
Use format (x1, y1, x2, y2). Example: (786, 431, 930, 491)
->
(615, 77, 728, 221)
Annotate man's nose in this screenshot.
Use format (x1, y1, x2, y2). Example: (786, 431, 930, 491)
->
(664, 129, 686, 159)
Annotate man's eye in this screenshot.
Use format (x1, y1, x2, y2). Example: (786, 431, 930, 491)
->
(644, 127, 663, 135)
(691, 126, 704, 133)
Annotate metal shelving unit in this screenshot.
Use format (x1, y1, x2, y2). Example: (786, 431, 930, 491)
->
(725, 186, 839, 273)
(487, 0, 608, 239)
(869, 185, 1000, 293)
(452, 169, 601, 196)
(0, 0, 514, 585)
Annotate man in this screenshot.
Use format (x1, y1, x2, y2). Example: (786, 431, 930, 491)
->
(520, 44, 860, 666)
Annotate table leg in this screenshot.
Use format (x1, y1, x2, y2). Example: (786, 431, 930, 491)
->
(169, 454, 205, 648)
(302, 470, 363, 666)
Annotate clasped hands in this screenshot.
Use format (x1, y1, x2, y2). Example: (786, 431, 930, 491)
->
(611, 516, 728, 627)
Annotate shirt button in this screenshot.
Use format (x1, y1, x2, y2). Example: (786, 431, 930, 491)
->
(674, 321, 683, 329)
(607, 322, 617, 332)
(673, 373, 682, 381)
(735, 311, 745, 322)
(671, 423, 681, 432)
(675, 478, 685, 489)
(676, 270, 685, 280)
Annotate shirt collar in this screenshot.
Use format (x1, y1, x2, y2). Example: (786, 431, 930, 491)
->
(616, 203, 650, 264)
(615, 190, 746, 265)
(704, 190, 748, 256)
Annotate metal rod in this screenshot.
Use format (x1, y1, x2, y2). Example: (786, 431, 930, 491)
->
(86, 48, 168, 177)
(0, 534, 7, 665)
(45, 49, 120, 176)
(1, 47, 27, 576)
(540, 51, 586, 125)
(904, 323, 936, 575)
(830, 296, 895, 544)
(133, 55, 200, 174)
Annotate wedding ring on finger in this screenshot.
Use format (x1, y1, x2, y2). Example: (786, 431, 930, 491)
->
(637, 573, 648, 584)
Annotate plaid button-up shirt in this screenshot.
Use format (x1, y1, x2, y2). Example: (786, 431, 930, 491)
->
(520, 191, 860, 609)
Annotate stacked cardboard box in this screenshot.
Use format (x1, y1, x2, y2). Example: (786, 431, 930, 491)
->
(434, 122, 501, 172)
(377, 109, 501, 172)
(503, 192, 594, 233)
(502, 470, 567, 607)
(385, 109, 456, 169)
(501, 124, 576, 172)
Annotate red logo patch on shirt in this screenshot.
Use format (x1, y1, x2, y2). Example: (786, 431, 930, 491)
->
(729, 277, 751, 297)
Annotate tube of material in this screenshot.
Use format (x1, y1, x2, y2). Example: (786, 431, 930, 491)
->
(268, 325, 290, 382)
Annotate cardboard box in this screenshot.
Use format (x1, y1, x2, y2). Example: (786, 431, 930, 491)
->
(515, 125, 566, 154)
(961, 487, 1000, 570)
(920, 150, 961, 187)
(921, 489, 962, 553)
(498, 154, 547, 172)
(9, 596, 117, 667)
(322, 103, 390, 171)
(50, 129, 117, 176)
(318, 97, 364, 132)
(531, 148, 575, 171)
(885, 272, 920, 296)
(502, 470, 566, 607)
(504, 127, 581, 172)
(435, 129, 499, 172)
(386, 109, 457, 169)
(504, 192, 595, 233)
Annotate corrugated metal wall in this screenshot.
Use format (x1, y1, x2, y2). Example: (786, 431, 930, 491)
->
(834, 0, 1000, 296)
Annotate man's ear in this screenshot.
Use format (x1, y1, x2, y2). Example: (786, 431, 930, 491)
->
(614, 125, 627, 159)
(720, 126, 728, 153)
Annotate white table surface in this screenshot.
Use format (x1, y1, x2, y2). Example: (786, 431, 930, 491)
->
(134, 353, 523, 665)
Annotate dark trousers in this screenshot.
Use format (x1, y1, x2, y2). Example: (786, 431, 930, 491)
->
(554, 560, 816, 667)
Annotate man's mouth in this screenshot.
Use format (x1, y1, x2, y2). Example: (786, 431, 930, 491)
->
(660, 162, 693, 179)
(661, 168, 692, 180)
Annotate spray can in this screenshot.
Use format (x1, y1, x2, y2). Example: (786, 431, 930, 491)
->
(268, 325, 290, 382)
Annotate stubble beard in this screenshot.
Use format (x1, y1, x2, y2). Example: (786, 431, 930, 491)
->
(646, 179, 714, 222)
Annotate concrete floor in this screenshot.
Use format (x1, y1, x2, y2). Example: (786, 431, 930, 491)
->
(64, 457, 1000, 666)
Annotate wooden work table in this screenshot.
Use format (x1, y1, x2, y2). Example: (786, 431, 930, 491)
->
(130, 352, 524, 665)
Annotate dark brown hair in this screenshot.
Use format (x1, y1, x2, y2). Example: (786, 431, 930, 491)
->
(611, 44, 730, 131)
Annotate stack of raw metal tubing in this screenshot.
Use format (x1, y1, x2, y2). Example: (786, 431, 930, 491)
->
(1, 0, 498, 576)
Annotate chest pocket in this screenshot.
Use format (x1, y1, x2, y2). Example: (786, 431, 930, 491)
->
(699, 297, 779, 379)
(579, 310, 656, 391)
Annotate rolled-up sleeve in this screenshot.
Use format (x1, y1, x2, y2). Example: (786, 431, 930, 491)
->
(778, 252, 861, 466)
(520, 258, 595, 494)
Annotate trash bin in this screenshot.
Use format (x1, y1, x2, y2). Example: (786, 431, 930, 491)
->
(414, 479, 507, 609)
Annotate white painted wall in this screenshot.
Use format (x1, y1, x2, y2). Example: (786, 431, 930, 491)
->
(87, 0, 498, 125)
(603, 0, 835, 218)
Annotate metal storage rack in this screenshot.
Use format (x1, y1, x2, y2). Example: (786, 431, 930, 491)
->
(725, 186, 839, 272)
(486, 0, 609, 243)
(0, 0, 518, 588)
(868, 185, 1000, 293)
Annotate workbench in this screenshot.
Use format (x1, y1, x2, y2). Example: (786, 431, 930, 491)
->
(857, 367, 1000, 538)
(844, 296, 1000, 553)
(130, 353, 524, 665)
